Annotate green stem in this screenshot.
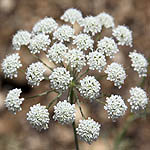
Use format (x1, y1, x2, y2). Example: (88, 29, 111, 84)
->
(46, 93, 62, 109)
(76, 68, 89, 81)
(70, 87, 79, 150)
(26, 89, 54, 100)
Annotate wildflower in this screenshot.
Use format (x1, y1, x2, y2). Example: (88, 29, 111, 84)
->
(87, 51, 106, 72)
(96, 12, 114, 28)
(76, 117, 101, 144)
(26, 62, 46, 87)
(5, 88, 24, 114)
(97, 37, 119, 58)
(112, 25, 132, 47)
(28, 33, 50, 54)
(12, 30, 31, 50)
(32, 17, 58, 34)
(53, 100, 76, 124)
(49, 67, 73, 92)
(1, 53, 22, 79)
(129, 51, 148, 77)
(105, 62, 126, 89)
(27, 103, 50, 131)
(104, 95, 127, 121)
(128, 87, 148, 112)
(78, 76, 101, 101)
(61, 8, 83, 24)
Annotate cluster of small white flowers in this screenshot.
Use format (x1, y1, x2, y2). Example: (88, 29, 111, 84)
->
(104, 95, 127, 121)
(61, 8, 83, 24)
(128, 87, 148, 112)
(27, 103, 50, 131)
(96, 12, 114, 28)
(53, 25, 74, 42)
(65, 49, 86, 72)
(46, 42, 68, 64)
(97, 37, 119, 58)
(1, 53, 22, 79)
(32, 17, 58, 34)
(28, 33, 50, 54)
(76, 117, 101, 144)
(105, 62, 126, 89)
(26, 62, 46, 87)
(12, 30, 31, 50)
(129, 51, 148, 77)
(53, 100, 76, 124)
(73, 34, 94, 51)
(112, 25, 132, 47)
(87, 51, 106, 72)
(49, 67, 73, 92)
(79, 76, 101, 101)
(79, 16, 102, 36)
(5, 88, 24, 114)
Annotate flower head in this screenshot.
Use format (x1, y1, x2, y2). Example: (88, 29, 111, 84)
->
(53, 25, 74, 42)
(32, 17, 58, 34)
(65, 49, 86, 72)
(104, 95, 127, 121)
(105, 62, 126, 89)
(27, 103, 50, 131)
(76, 117, 101, 144)
(79, 16, 102, 36)
(1, 53, 22, 79)
(49, 67, 73, 92)
(28, 33, 51, 54)
(46, 42, 68, 64)
(61, 8, 83, 24)
(96, 12, 114, 28)
(112, 25, 132, 47)
(87, 51, 106, 72)
(128, 87, 148, 112)
(72, 33, 94, 51)
(79, 76, 101, 101)
(12, 30, 31, 50)
(26, 62, 46, 87)
(5, 88, 24, 114)
(129, 51, 148, 77)
(53, 100, 76, 124)
(97, 37, 119, 58)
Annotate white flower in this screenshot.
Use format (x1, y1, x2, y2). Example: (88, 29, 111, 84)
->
(12, 30, 31, 50)
(128, 87, 148, 112)
(28, 33, 51, 54)
(96, 12, 114, 28)
(76, 117, 101, 144)
(79, 76, 101, 101)
(53, 25, 74, 42)
(53, 100, 76, 124)
(5, 88, 24, 114)
(61, 8, 83, 24)
(1, 53, 22, 79)
(65, 49, 86, 72)
(46, 42, 68, 64)
(32, 17, 58, 34)
(87, 51, 106, 72)
(27, 103, 50, 131)
(49, 67, 73, 92)
(97, 37, 119, 58)
(105, 62, 126, 89)
(26, 62, 46, 87)
(79, 16, 102, 36)
(72, 34, 94, 51)
(104, 95, 127, 121)
(112, 25, 132, 47)
(129, 51, 148, 77)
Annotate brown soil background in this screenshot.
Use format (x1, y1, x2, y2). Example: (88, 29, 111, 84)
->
(0, 0, 150, 150)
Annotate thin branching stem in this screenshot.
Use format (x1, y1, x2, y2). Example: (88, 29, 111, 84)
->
(76, 68, 89, 81)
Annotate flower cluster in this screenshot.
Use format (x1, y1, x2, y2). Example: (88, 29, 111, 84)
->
(5, 88, 24, 114)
